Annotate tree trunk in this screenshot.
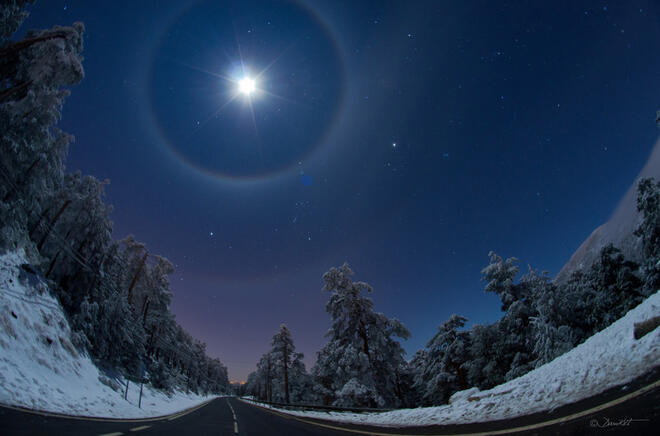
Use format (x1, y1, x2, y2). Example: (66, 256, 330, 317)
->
(0, 31, 69, 61)
(358, 319, 371, 360)
(88, 252, 107, 296)
(2, 157, 39, 202)
(37, 199, 71, 251)
(29, 206, 51, 239)
(45, 250, 61, 279)
(141, 297, 150, 326)
(266, 355, 273, 403)
(65, 236, 92, 290)
(127, 252, 148, 302)
(394, 368, 403, 406)
(283, 343, 290, 404)
(450, 359, 468, 391)
(0, 80, 32, 104)
(47, 208, 84, 280)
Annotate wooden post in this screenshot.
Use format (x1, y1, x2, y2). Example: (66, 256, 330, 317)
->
(124, 379, 129, 400)
(138, 380, 144, 408)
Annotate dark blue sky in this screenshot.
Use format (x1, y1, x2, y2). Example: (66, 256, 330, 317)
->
(22, 1, 660, 381)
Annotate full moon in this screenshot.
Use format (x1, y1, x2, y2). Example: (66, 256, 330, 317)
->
(238, 77, 256, 95)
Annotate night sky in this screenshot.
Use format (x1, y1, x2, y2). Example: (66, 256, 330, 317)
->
(21, 1, 660, 381)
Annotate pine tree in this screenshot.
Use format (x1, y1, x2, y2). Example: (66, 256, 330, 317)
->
(587, 244, 643, 330)
(0, 1, 34, 43)
(0, 12, 84, 254)
(271, 324, 295, 404)
(0, 2, 230, 396)
(312, 263, 410, 407)
(635, 177, 660, 293)
(465, 323, 505, 389)
(413, 314, 470, 405)
(482, 251, 520, 311)
(527, 268, 579, 366)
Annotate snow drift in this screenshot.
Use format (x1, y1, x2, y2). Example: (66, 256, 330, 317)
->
(0, 249, 216, 418)
(245, 289, 660, 426)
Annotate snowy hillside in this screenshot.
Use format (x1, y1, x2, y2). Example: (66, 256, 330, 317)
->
(0, 249, 216, 418)
(556, 138, 660, 282)
(246, 290, 660, 427)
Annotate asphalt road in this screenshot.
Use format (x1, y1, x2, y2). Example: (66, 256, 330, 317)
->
(0, 397, 349, 436)
(0, 374, 658, 436)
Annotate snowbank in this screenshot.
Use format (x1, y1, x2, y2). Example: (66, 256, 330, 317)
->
(246, 290, 660, 427)
(0, 250, 217, 418)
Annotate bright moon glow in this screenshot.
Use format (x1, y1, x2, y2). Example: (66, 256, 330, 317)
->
(238, 77, 256, 95)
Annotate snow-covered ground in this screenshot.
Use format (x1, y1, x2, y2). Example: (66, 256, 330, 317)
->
(0, 249, 217, 418)
(245, 290, 660, 427)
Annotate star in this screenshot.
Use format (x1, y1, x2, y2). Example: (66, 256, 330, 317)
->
(209, 231, 214, 236)
(392, 142, 397, 148)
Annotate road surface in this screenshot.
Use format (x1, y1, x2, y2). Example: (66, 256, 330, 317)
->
(0, 374, 657, 435)
(0, 397, 348, 436)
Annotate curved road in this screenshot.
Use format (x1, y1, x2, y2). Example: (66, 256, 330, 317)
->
(0, 376, 657, 435)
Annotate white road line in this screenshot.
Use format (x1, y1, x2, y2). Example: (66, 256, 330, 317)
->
(98, 432, 123, 436)
(227, 399, 239, 434)
(227, 400, 237, 420)
(129, 425, 151, 432)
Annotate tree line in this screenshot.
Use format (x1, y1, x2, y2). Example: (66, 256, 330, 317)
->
(0, 1, 230, 395)
(246, 178, 660, 408)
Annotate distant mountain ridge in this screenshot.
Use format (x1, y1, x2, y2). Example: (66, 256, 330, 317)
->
(555, 137, 660, 283)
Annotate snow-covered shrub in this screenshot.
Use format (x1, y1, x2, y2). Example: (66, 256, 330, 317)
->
(334, 378, 384, 408)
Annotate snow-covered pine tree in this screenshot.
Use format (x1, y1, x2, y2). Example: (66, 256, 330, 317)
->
(1, 2, 230, 396)
(481, 252, 536, 381)
(482, 251, 520, 311)
(586, 244, 643, 330)
(0, 1, 33, 43)
(412, 314, 470, 405)
(271, 324, 295, 404)
(312, 263, 410, 407)
(635, 177, 660, 293)
(35, 173, 112, 300)
(0, 8, 84, 255)
(257, 352, 275, 402)
(525, 268, 579, 366)
(465, 323, 506, 389)
(288, 351, 316, 403)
